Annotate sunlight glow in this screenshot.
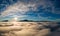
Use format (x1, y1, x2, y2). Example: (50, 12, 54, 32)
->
(14, 17, 18, 21)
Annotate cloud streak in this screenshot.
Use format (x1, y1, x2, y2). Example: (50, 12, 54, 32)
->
(1, 1, 37, 17)
(0, 0, 60, 21)
(0, 0, 55, 17)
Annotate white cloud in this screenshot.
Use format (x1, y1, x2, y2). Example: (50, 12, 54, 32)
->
(0, 22, 50, 36)
(1, 0, 52, 16)
(1, 0, 59, 18)
(1, 1, 37, 17)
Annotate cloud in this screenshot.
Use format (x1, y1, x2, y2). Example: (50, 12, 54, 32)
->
(1, 1, 37, 17)
(0, 22, 50, 36)
(0, 0, 60, 19)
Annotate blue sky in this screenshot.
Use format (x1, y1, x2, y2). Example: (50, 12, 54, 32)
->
(0, 0, 60, 22)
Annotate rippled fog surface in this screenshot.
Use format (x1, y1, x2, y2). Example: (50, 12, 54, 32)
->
(0, 22, 60, 36)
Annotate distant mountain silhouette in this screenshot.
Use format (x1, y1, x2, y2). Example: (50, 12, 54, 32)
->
(19, 19, 55, 22)
(19, 19, 34, 22)
(1, 20, 8, 22)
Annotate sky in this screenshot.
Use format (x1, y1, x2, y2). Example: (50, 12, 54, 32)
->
(0, 0, 60, 22)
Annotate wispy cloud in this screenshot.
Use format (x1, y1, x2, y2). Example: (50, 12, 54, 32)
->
(0, 0, 47, 16)
(0, 0, 60, 21)
(1, 1, 37, 17)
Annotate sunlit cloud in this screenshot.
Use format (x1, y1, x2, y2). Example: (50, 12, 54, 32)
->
(0, 0, 60, 21)
(1, 1, 37, 17)
(1, 0, 58, 16)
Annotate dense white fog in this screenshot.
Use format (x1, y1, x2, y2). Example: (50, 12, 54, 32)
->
(0, 22, 60, 36)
